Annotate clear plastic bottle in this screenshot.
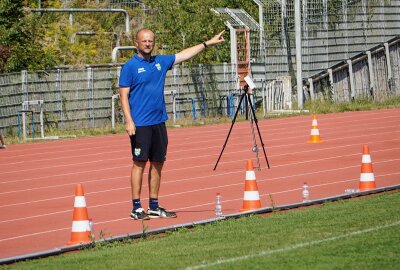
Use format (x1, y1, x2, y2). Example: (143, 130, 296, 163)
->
(344, 188, 359, 194)
(302, 182, 310, 202)
(88, 218, 95, 239)
(215, 193, 222, 216)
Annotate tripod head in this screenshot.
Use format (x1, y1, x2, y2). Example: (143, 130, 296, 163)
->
(242, 84, 250, 93)
(244, 75, 256, 91)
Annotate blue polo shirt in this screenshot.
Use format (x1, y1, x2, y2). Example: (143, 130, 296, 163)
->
(119, 54, 175, 126)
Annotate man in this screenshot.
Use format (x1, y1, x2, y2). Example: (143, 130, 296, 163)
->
(0, 132, 6, 149)
(119, 28, 225, 220)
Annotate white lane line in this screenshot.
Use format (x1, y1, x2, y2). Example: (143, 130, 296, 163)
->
(0, 175, 127, 195)
(0, 149, 126, 166)
(2, 109, 396, 156)
(0, 141, 127, 160)
(1, 170, 399, 227)
(2, 136, 399, 195)
(0, 164, 130, 184)
(1, 114, 399, 165)
(1, 128, 399, 184)
(0, 149, 400, 208)
(1, 150, 399, 209)
(0, 227, 70, 243)
(0, 156, 128, 175)
(184, 220, 400, 270)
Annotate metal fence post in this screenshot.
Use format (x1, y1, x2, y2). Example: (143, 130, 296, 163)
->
(328, 68, 335, 101)
(347, 60, 355, 100)
(308, 77, 314, 101)
(366, 51, 375, 95)
(295, 0, 303, 108)
(111, 94, 120, 129)
(56, 69, 63, 126)
(21, 70, 28, 139)
(87, 67, 94, 127)
(384, 42, 392, 81)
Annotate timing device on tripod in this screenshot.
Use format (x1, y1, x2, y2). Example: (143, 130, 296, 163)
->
(214, 75, 270, 171)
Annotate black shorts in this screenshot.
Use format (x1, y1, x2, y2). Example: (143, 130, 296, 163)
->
(130, 123, 168, 162)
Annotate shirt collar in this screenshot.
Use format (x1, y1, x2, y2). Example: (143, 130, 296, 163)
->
(134, 54, 155, 63)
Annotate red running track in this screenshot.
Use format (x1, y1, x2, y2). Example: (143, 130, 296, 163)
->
(0, 109, 399, 259)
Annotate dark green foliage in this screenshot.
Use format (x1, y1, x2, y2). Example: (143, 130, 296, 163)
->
(0, 0, 58, 72)
(0, 0, 260, 72)
(142, 0, 258, 65)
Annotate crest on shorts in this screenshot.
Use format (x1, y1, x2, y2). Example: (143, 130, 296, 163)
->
(134, 148, 141, 156)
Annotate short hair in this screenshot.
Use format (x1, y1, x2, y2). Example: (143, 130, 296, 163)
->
(135, 28, 155, 40)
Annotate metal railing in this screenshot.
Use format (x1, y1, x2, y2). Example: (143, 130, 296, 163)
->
(305, 36, 400, 102)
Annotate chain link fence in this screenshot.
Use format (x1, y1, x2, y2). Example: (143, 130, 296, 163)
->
(261, 0, 400, 80)
(0, 64, 241, 136)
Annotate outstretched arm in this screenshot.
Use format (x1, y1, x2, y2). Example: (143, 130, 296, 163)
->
(174, 30, 225, 66)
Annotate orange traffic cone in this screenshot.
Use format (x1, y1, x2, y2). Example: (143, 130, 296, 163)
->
(359, 145, 376, 191)
(240, 160, 262, 212)
(307, 115, 322, 143)
(67, 184, 92, 245)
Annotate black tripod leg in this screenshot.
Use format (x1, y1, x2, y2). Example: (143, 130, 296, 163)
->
(245, 93, 249, 120)
(213, 93, 245, 171)
(249, 113, 261, 170)
(247, 94, 270, 169)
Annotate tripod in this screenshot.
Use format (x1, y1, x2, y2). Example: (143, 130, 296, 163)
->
(213, 84, 270, 170)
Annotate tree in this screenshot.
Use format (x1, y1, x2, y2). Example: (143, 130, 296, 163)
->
(139, 0, 259, 65)
(141, 0, 228, 64)
(0, 0, 58, 72)
(0, 0, 260, 72)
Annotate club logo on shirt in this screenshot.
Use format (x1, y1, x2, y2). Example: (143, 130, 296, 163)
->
(138, 67, 146, 74)
(155, 63, 161, 71)
(134, 148, 141, 156)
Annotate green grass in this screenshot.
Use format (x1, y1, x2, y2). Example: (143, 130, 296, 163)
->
(303, 96, 400, 114)
(5, 191, 400, 269)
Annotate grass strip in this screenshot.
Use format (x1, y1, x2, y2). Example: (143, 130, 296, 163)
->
(5, 191, 400, 269)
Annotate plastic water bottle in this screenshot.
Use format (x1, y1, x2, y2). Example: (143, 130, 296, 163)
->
(215, 193, 222, 216)
(344, 189, 359, 194)
(88, 218, 95, 239)
(302, 182, 310, 202)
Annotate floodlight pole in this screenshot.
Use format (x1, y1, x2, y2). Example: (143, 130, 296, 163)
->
(252, 0, 264, 58)
(295, 0, 303, 108)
